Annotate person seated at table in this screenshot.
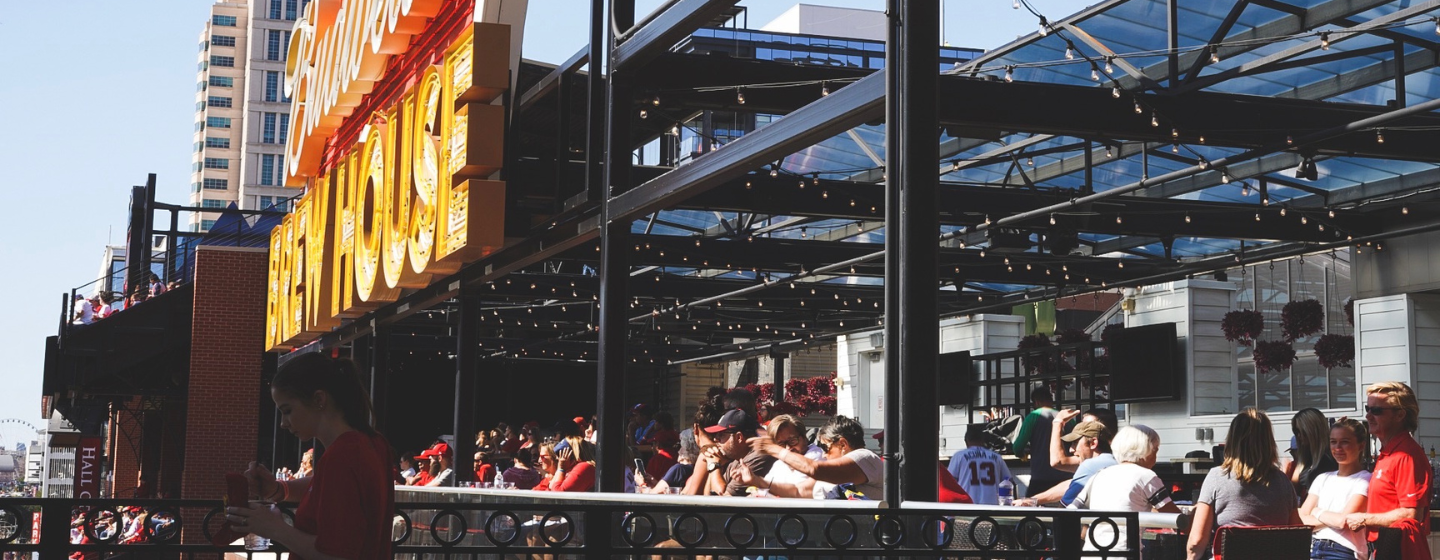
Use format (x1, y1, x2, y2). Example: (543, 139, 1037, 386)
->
(949, 423, 1014, 505)
(408, 451, 435, 485)
(529, 442, 559, 491)
(741, 415, 883, 500)
(423, 442, 456, 487)
(501, 447, 544, 490)
(474, 450, 496, 484)
(1028, 417, 1117, 506)
(538, 435, 595, 492)
(1186, 408, 1301, 560)
(642, 430, 700, 494)
(1047, 407, 1118, 472)
(645, 424, 680, 481)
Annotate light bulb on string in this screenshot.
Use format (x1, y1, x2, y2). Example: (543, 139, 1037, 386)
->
(1320, 32, 1330, 50)
(1280, 207, 1287, 217)
(1150, 112, 1159, 127)
(639, 109, 648, 119)
(1026, 157, 1035, 166)
(671, 123, 680, 136)
(1038, 17, 1049, 36)
(1091, 65, 1100, 81)
(1221, 170, 1230, 183)
(1112, 86, 1122, 99)
(1004, 66, 1014, 83)
(1241, 183, 1251, 197)
(736, 88, 746, 104)
(1286, 135, 1294, 145)
(1198, 135, 1206, 144)
(652, 96, 661, 106)
(821, 81, 830, 96)
(1328, 209, 1336, 218)
(1185, 213, 1192, 223)
(1171, 128, 1179, 139)
(1376, 129, 1384, 143)
(1172, 143, 1180, 153)
(1403, 206, 1409, 215)
(1209, 45, 1220, 64)
(1255, 212, 1261, 222)
(1134, 100, 1143, 114)
(952, 160, 961, 171)
(1065, 45, 1075, 60)
(1104, 56, 1114, 74)
(1050, 213, 1057, 225)
(1115, 215, 1123, 224)
(1301, 216, 1308, 224)
(1012, 0, 1020, 8)
(1105, 146, 1114, 158)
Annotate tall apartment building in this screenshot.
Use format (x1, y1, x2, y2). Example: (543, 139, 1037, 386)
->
(189, 1, 249, 232)
(239, 0, 302, 213)
(189, 0, 301, 232)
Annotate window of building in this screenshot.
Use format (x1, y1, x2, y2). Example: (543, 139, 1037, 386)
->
(1229, 251, 1355, 413)
(203, 158, 229, 170)
(206, 116, 231, 128)
(203, 178, 229, 190)
(270, 0, 283, 19)
(279, 114, 290, 144)
(261, 154, 276, 186)
(192, 182, 201, 193)
(195, 101, 205, 111)
(194, 142, 203, 153)
(209, 75, 233, 88)
(207, 96, 232, 108)
(286, 0, 299, 21)
(262, 113, 278, 144)
(199, 40, 209, 52)
(195, 121, 204, 132)
(192, 162, 203, 173)
(266, 30, 283, 61)
(264, 71, 280, 102)
(201, 199, 227, 209)
(212, 35, 236, 47)
(201, 219, 217, 231)
(210, 55, 235, 68)
(205, 137, 230, 149)
(213, 15, 237, 26)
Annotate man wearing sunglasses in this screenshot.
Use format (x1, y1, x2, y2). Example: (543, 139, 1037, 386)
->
(1345, 381, 1431, 560)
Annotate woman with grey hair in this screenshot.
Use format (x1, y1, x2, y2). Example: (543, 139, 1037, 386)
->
(642, 429, 700, 494)
(1070, 425, 1181, 554)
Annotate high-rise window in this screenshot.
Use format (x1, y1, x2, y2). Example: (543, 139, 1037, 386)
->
(261, 154, 276, 186)
(264, 71, 280, 102)
(207, 116, 232, 128)
(279, 114, 290, 144)
(201, 219, 217, 231)
(202, 199, 227, 209)
(204, 158, 230, 170)
(199, 41, 209, 52)
(262, 113, 278, 144)
(205, 137, 230, 149)
(266, 30, 283, 61)
(212, 35, 236, 47)
(270, 0, 283, 19)
(203, 178, 229, 190)
(213, 15, 237, 26)
(208, 76, 233, 87)
(286, 0, 298, 21)
(207, 96, 233, 108)
(210, 55, 235, 67)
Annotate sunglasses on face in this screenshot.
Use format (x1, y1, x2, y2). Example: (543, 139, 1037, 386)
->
(1365, 406, 1400, 415)
(816, 439, 833, 453)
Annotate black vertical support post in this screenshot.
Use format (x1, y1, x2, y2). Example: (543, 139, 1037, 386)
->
(597, 0, 635, 495)
(1394, 40, 1406, 108)
(166, 210, 179, 283)
(124, 185, 150, 296)
(897, 0, 940, 505)
(368, 323, 389, 435)
(556, 72, 570, 212)
(1167, 0, 1180, 88)
(454, 294, 480, 484)
(584, 0, 607, 202)
(882, 0, 905, 507)
(1083, 141, 1094, 195)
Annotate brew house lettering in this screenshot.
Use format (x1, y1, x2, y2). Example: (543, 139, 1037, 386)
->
(266, 1, 510, 351)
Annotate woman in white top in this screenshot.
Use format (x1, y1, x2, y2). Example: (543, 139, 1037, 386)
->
(740, 415, 884, 500)
(1297, 417, 1371, 560)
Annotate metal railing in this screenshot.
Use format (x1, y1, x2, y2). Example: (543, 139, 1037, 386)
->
(0, 489, 1190, 559)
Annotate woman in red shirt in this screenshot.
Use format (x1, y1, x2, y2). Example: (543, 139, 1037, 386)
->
(539, 436, 595, 492)
(227, 354, 395, 560)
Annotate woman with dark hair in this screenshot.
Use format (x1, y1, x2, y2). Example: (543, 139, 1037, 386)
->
(227, 353, 395, 560)
(502, 448, 544, 490)
(1186, 408, 1301, 560)
(1299, 417, 1371, 560)
(1289, 407, 1338, 502)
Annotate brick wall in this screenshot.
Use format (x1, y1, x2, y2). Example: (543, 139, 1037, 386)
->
(179, 247, 268, 543)
(108, 397, 142, 498)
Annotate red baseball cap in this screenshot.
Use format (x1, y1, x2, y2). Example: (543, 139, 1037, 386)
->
(429, 442, 452, 457)
(414, 450, 435, 460)
(573, 416, 587, 426)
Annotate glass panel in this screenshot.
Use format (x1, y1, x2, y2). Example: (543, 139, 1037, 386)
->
(1237, 362, 1256, 410)
(1291, 356, 1328, 410)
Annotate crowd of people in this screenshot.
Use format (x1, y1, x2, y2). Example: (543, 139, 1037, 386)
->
(70, 274, 173, 326)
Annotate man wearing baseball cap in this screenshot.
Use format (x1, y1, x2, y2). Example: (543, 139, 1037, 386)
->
(1029, 419, 1116, 506)
(424, 442, 456, 487)
(701, 409, 770, 495)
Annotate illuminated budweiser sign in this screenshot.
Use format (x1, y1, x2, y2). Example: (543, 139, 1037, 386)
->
(267, 0, 511, 351)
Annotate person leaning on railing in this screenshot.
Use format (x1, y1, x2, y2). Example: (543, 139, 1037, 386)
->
(226, 353, 396, 560)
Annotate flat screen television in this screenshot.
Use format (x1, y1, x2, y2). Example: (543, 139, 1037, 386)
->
(1106, 322, 1181, 403)
(936, 351, 972, 406)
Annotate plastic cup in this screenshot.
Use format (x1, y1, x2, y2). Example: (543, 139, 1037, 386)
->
(243, 501, 275, 551)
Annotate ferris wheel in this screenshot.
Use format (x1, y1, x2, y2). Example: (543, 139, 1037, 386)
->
(0, 419, 39, 452)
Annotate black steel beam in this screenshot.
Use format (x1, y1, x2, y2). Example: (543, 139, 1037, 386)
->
(609, 71, 885, 222)
(517, 46, 589, 112)
(612, 0, 740, 71)
(453, 295, 479, 484)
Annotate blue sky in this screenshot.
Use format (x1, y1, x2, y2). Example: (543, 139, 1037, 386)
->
(0, 0, 1090, 445)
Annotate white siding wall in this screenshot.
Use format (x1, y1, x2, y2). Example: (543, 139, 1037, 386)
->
(837, 315, 1025, 458)
(1354, 294, 1440, 451)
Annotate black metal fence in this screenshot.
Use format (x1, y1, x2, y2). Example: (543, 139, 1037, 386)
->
(0, 490, 1188, 559)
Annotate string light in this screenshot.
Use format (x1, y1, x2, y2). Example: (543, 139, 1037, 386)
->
(1241, 183, 1251, 197)
(1328, 209, 1336, 218)
(1185, 213, 1192, 223)
(1280, 207, 1287, 217)
(1038, 17, 1049, 36)
(1209, 45, 1220, 64)
(1104, 56, 1114, 74)
(671, 123, 680, 136)
(1150, 112, 1159, 127)
(1403, 206, 1409, 215)
(1133, 100, 1143, 114)
(1320, 32, 1330, 50)
(1105, 146, 1114, 158)
(1090, 65, 1100, 81)
(1026, 157, 1035, 166)
(1255, 212, 1262, 222)
(1004, 66, 1014, 83)
(1115, 215, 1123, 224)
(1286, 135, 1294, 145)
(821, 81, 830, 96)
(1376, 129, 1385, 143)
(652, 96, 661, 106)
(1050, 213, 1057, 225)
(639, 109, 648, 119)
(737, 88, 746, 104)
(1112, 86, 1122, 99)
(1065, 44, 1075, 60)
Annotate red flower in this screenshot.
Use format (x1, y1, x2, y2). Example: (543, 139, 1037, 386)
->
(1253, 340, 1297, 373)
(1222, 310, 1265, 346)
(1314, 334, 1355, 369)
(1281, 299, 1324, 342)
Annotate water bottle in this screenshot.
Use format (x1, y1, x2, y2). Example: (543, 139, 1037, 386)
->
(997, 476, 1014, 506)
(495, 469, 505, 490)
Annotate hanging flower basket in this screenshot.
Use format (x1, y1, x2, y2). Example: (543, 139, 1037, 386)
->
(1344, 299, 1355, 326)
(1253, 340, 1297, 373)
(1100, 323, 1125, 343)
(1281, 299, 1325, 341)
(1055, 329, 1093, 370)
(1018, 333, 1056, 374)
(1314, 334, 1355, 369)
(1221, 310, 1265, 346)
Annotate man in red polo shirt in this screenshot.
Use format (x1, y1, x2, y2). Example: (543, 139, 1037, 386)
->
(1346, 381, 1431, 559)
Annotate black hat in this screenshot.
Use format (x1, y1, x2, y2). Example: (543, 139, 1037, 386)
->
(703, 408, 758, 435)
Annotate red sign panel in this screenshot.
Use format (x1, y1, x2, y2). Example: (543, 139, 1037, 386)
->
(74, 436, 102, 499)
(31, 511, 41, 543)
